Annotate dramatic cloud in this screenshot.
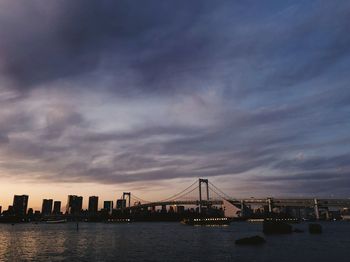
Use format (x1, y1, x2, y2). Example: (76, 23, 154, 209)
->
(0, 0, 350, 197)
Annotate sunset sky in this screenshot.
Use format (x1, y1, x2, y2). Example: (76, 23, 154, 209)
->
(1, 0, 350, 210)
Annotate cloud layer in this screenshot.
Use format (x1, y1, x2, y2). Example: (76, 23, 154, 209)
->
(0, 0, 350, 197)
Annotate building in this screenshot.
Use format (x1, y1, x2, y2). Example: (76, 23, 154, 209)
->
(116, 199, 126, 209)
(7, 205, 14, 215)
(27, 208, 34, 216)
(104, 201, 113, 214)
(222, 199, 241, 218)
(161, 205, 167, 213)
(88, 196, 99, 215)
(176, 206, 185, 213)
(66, 195, 83, 215)
(53, 201, 61, 214)
(13, 195, 29, 217)
(41, 199, 53, 216)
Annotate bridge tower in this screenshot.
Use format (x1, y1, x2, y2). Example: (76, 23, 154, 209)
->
(314, 198, 320, 220)
(123, 192, 131, 209)
(199, 178, 209, 213)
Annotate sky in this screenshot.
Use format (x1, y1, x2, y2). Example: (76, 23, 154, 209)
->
(0, 0, 350, 210)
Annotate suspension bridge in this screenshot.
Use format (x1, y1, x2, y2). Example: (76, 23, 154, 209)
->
(126, 179, 228, 212)
(119, 178, 350, 219)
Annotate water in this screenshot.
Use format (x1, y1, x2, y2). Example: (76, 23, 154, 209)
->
(0, 221, 349, 262)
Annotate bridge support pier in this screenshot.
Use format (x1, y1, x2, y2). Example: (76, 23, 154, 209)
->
(267, 197, 273, 213)
(297, 208, 301, 219)
(314, 198, 320, 220)
(325, 208, 330, 220)
(240, 200, 245, 217)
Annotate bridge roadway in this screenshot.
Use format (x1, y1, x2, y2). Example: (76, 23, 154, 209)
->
(129, 200, 223, 209)
(128, 198, 350, 209)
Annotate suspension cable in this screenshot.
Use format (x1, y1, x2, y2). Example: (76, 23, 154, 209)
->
(131, 194, 151, 203)
(208, 181, 234, 200)
(158, 180, 198, 202)
(171, 186, 199, 201)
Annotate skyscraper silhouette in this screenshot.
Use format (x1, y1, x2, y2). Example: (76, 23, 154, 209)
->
(88, 196, 99, 215)
(66, 195, 83, 215)
(13, 195, 28, 217)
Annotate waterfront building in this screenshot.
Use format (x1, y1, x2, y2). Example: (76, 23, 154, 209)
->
(104, 201, 113, 214)
(176, 206, 185, 213)
(7, 205, 13, 214)
(161, 205, 167, 213)
(53, 201, 61, 214)
(27, 208, 34, 216)
(116, 199, 126, 209)
(13, 195, 29, 217)
(88, 196, 99, 215)
(41, 199, 53, 216)
(66, 195, 83, 215)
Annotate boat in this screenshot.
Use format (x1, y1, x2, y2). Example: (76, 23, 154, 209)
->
(265, 217, 299, 223)
(45, 219, 67, 224)
(105, 218, 132, 223)
(247, 218, 264, 223)
(181, 217, 231, 226)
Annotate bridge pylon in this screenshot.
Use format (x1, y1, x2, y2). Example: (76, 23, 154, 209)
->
(123, 192, 131, 209)
(199, 178, 210, 213)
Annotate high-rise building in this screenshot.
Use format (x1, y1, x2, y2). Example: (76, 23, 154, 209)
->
(116, 199, 126, 209)
(66, 195, 83, 215)
(103, 201, 113, 214)
(0, 206, 2, 214)
(13, 195, 29, 217)
(88, 196, 99, 214)
(41, 199, 53, 216)
(53, 201, 61, 214)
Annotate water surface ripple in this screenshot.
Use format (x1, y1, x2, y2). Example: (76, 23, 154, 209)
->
(0, 222, 349, 262)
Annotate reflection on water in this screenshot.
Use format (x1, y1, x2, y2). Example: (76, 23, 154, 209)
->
(0, 222, 349, 261)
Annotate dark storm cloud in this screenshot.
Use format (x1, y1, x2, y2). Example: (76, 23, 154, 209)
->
(274, 153, 350, 172)
(2, 0, 348, 95)
(0, 0, 216, 92)
(258, 2, 350, 89)
(0, 0, 350, 197)
(252, 171, 350, 182)
(244, 170, 350, 197)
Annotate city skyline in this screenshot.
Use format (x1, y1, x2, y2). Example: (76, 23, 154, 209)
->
(0, 180, 348, 212)
(1, 193, 122, 214)
(1, 0, 350, 208)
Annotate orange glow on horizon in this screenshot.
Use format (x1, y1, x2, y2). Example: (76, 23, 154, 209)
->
(0, 179, 171, 212)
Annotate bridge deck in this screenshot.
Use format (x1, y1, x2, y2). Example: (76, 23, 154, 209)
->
(128, 198, 350, 209)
